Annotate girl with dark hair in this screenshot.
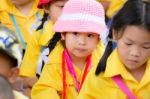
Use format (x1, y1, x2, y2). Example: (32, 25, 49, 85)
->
(31, 0, 107, 98)
(19, 0, 67, 97)
(78, 0, 150, 99)
(20, 0, 68, 78)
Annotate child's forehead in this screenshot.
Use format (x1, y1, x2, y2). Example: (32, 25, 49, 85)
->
(123, 25, 150, 35)
(115, 25, 149, 36)
(0, 55, 12, 67)
(119, 25, 150, 42)
(0, 57, 13, 79)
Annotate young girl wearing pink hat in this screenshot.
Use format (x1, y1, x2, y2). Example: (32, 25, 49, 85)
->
(31, 0, 107, 99)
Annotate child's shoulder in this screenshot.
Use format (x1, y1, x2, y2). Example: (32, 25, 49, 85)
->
(83, 66, 114, 93)
(87, 66, 111, 84)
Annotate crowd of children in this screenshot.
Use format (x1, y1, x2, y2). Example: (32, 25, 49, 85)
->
(0, 0, 149, 99)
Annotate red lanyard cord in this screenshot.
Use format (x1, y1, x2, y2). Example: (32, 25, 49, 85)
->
(62, 49, 91, 99)
(79, 55, 91, 90)
(62, 50, 66, 99)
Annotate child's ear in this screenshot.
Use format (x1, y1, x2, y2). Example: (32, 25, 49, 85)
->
(44, 8, 49, 14)
(8, 68, 19, 84)
(112, 29, 118, 42)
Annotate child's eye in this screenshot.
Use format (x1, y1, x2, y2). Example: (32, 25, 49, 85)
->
(56, 4, 64, 8)
(143, 46, 150, 49)
(87, 34, 94, 38)
(73, 32, 79, 35)
(58, 5, 64, 8)
(125, 42, 132, 46)
(56, 2, 65, 8)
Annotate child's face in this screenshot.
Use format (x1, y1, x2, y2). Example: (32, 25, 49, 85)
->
(116, 26, 150, 71)
(0, 57, 12, 77)
(62, 32, 99, 59)
(45, 0, 68, 22)
(0, 56, 18, 83)
(9, 0, 34, 6)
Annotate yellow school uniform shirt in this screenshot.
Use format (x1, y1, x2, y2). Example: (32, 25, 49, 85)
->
(0, 0, 43, 48)
(78, 49, 150, 99)
(31, 40, 105, 99)
(19, 21, 54, 77)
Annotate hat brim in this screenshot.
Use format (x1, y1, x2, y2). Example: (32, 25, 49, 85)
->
(53, 20, 107, 36)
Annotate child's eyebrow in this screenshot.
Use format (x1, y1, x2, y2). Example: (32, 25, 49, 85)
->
(125, 38, 133, 42)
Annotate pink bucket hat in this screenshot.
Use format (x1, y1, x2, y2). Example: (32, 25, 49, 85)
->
(53, 0, 107, 37)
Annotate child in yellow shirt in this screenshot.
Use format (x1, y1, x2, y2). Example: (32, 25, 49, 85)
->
(0, 24, 27, 99)
(0, 0, 43, 49)
(20, 0, 68, 78)
(17, 0, 68, 97)
(78, 0, 150, 99)
(31, 0, 107, 99)
(19, 0, 68, 95)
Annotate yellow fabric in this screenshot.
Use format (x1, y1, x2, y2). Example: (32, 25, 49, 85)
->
(78, 49, 150, 99)
(13, 90, 28, 99)
(0, 0, 43, 48)
(19, 21, 54, 77)
(106, 0, 126, 18)
(31, 41, 104, 99)
(99, 0, 126, 18)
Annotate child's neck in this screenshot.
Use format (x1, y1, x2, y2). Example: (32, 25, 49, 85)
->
(14, 1, 34, 16)
(127, 64, 146, 82)
(70, 55, 87, 70)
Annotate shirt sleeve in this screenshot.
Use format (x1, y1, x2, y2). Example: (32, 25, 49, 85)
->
(19, 30, 41, 77)
(31, 63, 62, 99)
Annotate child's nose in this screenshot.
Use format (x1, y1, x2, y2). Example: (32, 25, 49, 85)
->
(78, 36, 86, 45)
(129, 46, 141, 57)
